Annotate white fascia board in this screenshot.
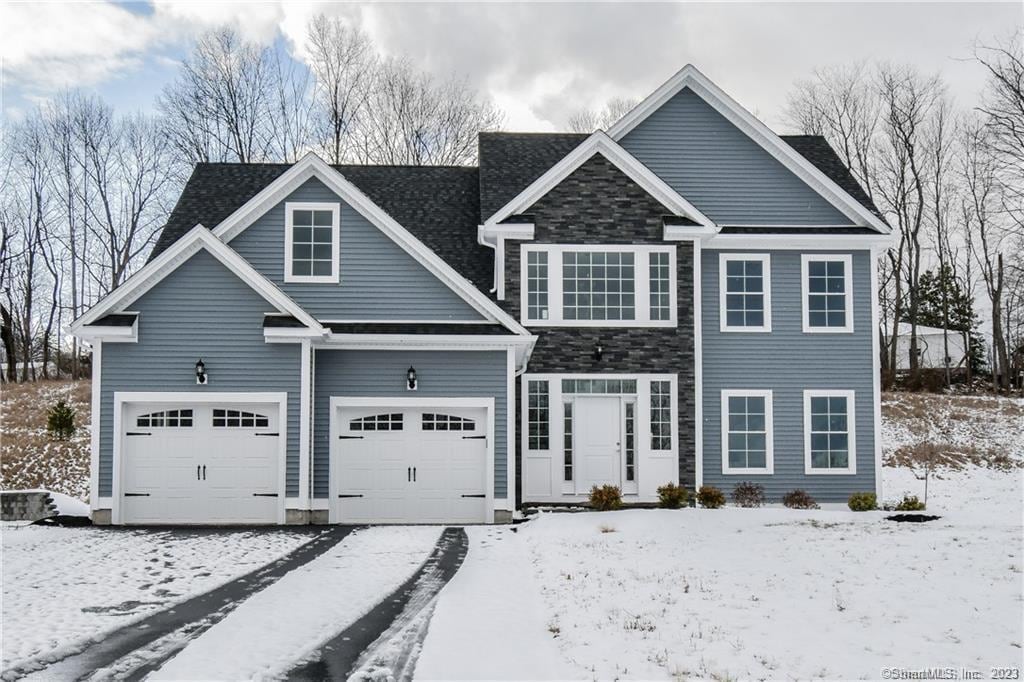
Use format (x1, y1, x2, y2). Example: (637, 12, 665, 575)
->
(483, 131, 713, 229)
(705, 233, 894, 251)
(71, 226, 322, 335)
(75, 321, 138, 343)
(479, 223, 536, 241)
(320, 332, 537, 372)
(211, 152, 529, 337)
(607, 64, 891, 235)
(664, 224, 718, 240)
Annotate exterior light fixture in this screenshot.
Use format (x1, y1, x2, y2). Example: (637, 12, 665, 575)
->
(195, 359, 208, 385)
(594, 344, 603, 362)
(407, 366, 417, 391)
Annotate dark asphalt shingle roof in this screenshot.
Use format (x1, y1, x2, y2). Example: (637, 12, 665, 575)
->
(151, 163, 491, 291)
(326, 322, 514, 335)
(91, 313, 138, 327)
(778, 135, 884, 221)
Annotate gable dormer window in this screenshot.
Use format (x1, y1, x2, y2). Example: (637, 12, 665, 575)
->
(285, 202, 340, 283)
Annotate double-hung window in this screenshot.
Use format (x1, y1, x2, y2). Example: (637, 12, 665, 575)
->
(804, 390, 856, 474)
(522, 245, 676, 326)
(720, 254, 771, 332)
(802, 254, 853, 332)
(285, 202, 340, 283)
(720, 390, 773, 474)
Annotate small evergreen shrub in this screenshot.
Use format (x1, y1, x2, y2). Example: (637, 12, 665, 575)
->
(848, 491, 878, 511)
(46, 400, 76, 440)
(656, 483, 689, 509)
(895, 494, 926, 511)
(731, 481, 766, 508)
(696, 485, 726, 509)
(782, 489, 820, 510)
(589, 485, 622, 511)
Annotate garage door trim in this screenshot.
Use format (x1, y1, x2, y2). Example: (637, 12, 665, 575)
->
(112, 391, 288, 525)
(328, 396, 495, 524)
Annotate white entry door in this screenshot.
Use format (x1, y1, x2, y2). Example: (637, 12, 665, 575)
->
(574, 396, 623, 493)
(121, 401, 281, 524)
(334, 404, 489, 524)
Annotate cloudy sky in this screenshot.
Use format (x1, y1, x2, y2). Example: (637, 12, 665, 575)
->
(1, 2, 1018, 132)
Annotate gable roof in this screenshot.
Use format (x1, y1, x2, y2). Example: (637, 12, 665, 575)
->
(481, 131, 714, 228)
(605, 64, 889, 233)
(72, 226, 323, 334)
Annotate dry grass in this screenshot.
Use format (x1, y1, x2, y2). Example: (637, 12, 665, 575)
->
(1, 379, 90, 499)
(886, 441, 1017, 472)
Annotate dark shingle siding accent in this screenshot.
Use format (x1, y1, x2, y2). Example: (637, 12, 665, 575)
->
(478, 132, 588, 221)
(499, 155, 698, 494)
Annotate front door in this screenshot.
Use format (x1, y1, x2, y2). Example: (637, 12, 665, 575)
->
(574, 396, 622, 493)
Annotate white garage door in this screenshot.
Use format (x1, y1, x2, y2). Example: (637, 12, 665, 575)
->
(334, 404, 489, 524)
(121, 401, 281, 524)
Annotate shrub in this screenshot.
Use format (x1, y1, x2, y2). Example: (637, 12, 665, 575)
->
(782, 489, 820, 510)
(589, 485, 622, 511)
(895, 494, 926, 511)
(696, 485, 726, 509)
(656, 483, 689, 509)
(46, 400, 76, 440)
(848, 491, 878, 511)
(731, 481, 765, 508)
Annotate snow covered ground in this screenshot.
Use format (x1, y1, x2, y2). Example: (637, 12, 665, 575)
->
(150, 526, 441, 680)
(0, 527, 311, 673)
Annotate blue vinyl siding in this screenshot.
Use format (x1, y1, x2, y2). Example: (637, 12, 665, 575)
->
(99, 250, 303, 497)
(229, 177, 482, 320)
(313, 349, 509, 499)
(701, 250, 876, 501)
(619, 88, 853, 226)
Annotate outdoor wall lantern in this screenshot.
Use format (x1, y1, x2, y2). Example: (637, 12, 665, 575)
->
(407, 366, 418, 391)
(593, 344, 604, 362)
(195, 359, 208, 385)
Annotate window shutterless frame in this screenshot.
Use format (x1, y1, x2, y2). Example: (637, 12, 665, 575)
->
(719, 253, 771, 332)
(520, 244, 677, 327)
(803, 389, 857, 475)
(801, 254, 853, 333)
(284, 202, 340, 284)
(720, 389, 774, 474)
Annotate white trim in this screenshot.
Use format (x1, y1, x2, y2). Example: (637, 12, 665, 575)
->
(478, 223, 535, 242)
(692, 240, 703, 490)
(327, 396, 496, 524)
(801, 254, 854, 334)
(520, 244, 678, 328)
(319, 319, 500, 325)
(870, 254, 883, 499)
(606, 64, 890, 234)
(71, 225, 322, 334)
(76, 317, 138, 343)
(505, 346, 516, 511)
(297, 339, 312, 508)
(719, 253, 772, 333)
(483, 131, 713, 228)
(210, 153, 528, 336)
(803, 389, 857, 475)
(664, 223, 717, 240)
(707, 234, 894, 250)
(284, 201, 340, 284)
(720, 389, 774, 475)
(89, 341, 103, 511)
(111, 391, 289, 525)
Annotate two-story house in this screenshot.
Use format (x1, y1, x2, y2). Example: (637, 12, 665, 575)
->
(72, 65, 891, 525)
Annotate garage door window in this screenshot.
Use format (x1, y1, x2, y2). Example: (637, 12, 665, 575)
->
(137, 409, 193, 428)
(350, 413, 403, 431)
(422, 413, 475, 431)
(213, 409, 269, 428)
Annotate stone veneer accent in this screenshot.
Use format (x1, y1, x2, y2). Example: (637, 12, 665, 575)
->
(500, 154, 697, 502)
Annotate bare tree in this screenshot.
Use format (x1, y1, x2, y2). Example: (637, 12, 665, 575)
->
(306, 15, 376, 164)
(567, 96, 639, 133)
(354, 57, 503, 165)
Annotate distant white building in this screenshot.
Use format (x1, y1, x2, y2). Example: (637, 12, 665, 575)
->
(888, 322, 969, 370)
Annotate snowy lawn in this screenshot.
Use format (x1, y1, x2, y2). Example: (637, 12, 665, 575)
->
(0, 526, 312, 673)
(151, 526, 441, 680)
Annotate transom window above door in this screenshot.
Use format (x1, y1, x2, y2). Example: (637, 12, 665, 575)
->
(521, 245, 676, 327)
(285, 202, 340, 283)
(720, 254, 771, 332)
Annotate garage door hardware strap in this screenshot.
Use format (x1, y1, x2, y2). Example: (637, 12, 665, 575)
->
(462, 435, 486, 439)
(196, 465, 206, 480)
(126, 432, 151, 436)
(461, 493, 486, 498)
(252, 493, 278, 497)
(338, 435, 364, 439)
(253, 432, 279, 436)
(124, 493, 151, 497)
(337, 494, 364, 498)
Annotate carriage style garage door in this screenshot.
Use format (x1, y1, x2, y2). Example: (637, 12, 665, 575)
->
(333, 402, 490, 524)
(119, 400, 282, 524)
